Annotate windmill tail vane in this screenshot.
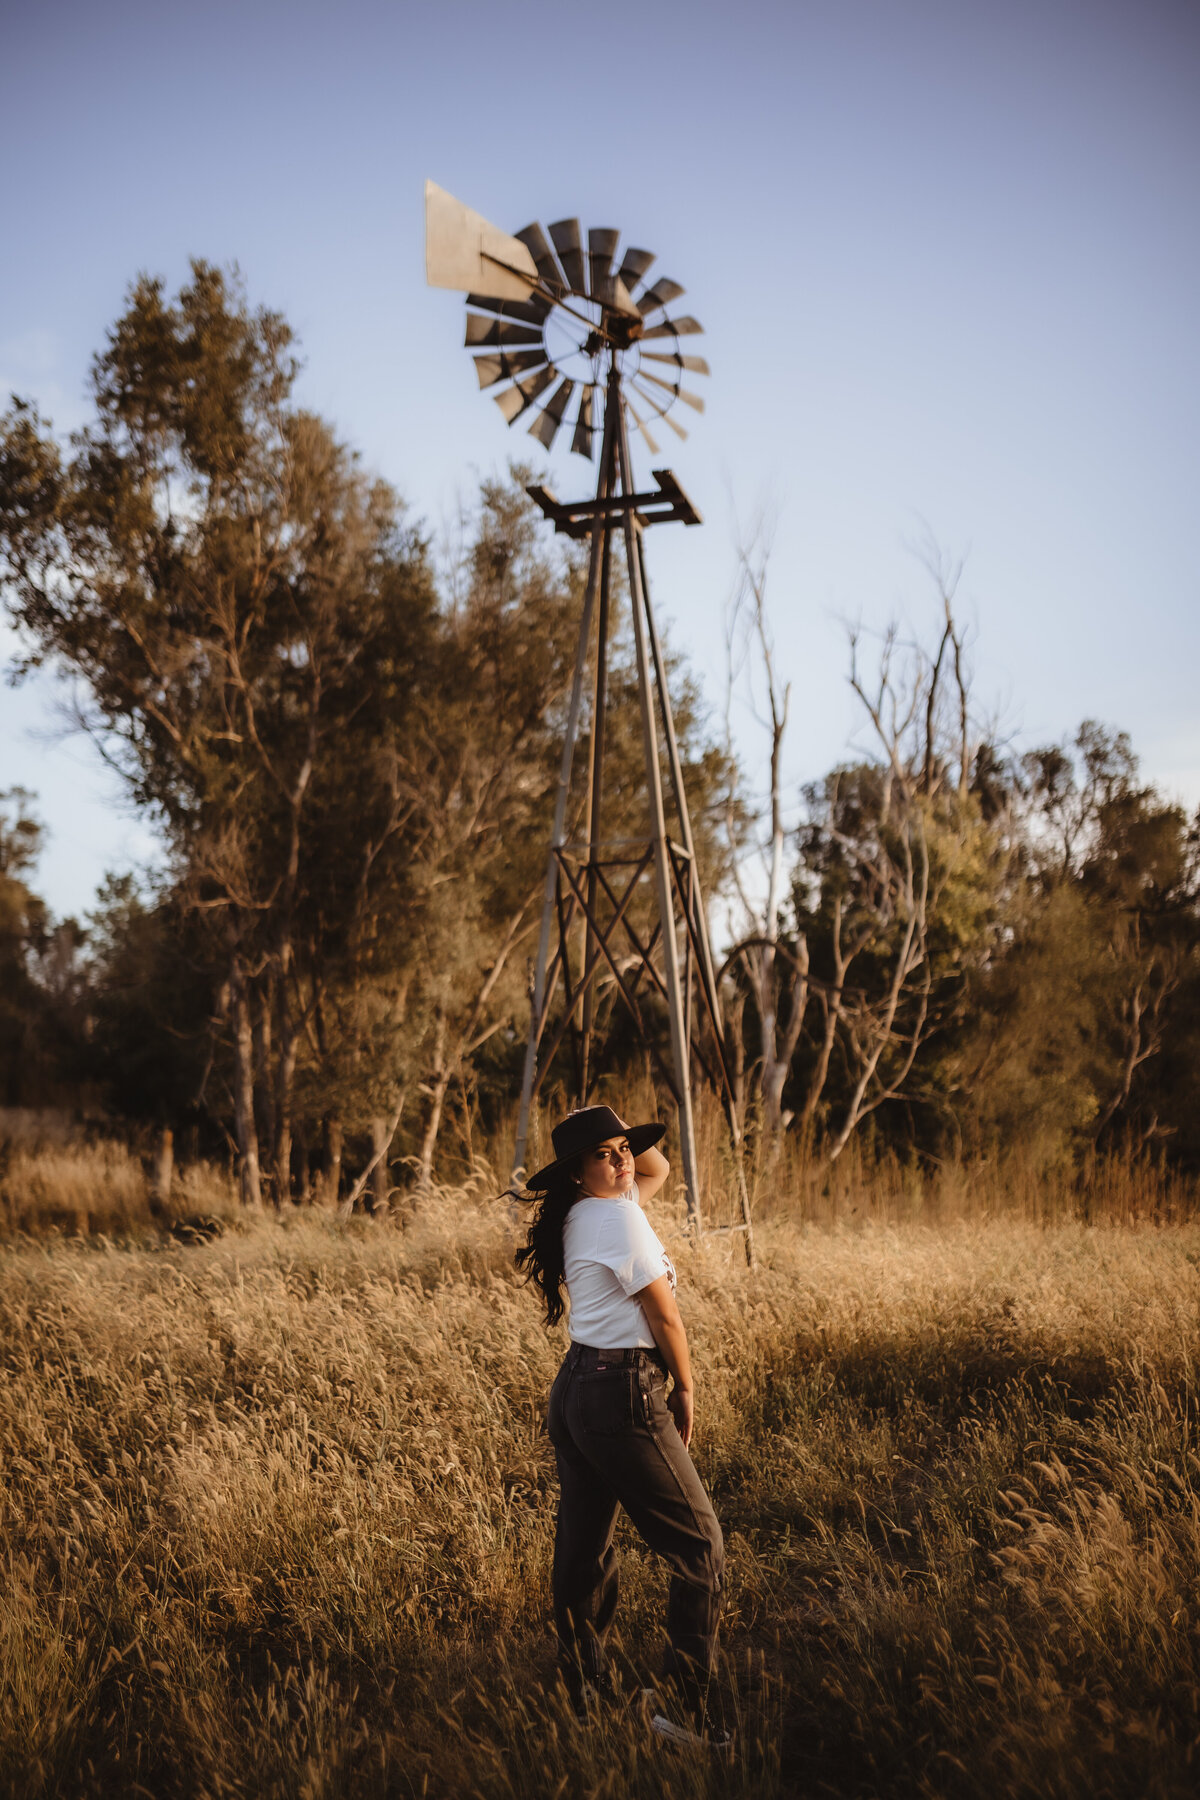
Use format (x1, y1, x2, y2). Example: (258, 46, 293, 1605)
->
(424, 182, 752, 1264)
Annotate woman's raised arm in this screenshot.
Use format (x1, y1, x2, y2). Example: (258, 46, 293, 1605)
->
(632, 1141, 669, 1201)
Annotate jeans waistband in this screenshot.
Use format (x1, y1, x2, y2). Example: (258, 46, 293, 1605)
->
(569, 1342, 666, 1371)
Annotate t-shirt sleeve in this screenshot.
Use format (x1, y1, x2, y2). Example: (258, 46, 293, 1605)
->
(596, 1199, 674, 1297)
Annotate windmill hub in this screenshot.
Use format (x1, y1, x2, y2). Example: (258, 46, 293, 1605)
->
(423, 181, 708, 460)
(600, 313, 646, 351)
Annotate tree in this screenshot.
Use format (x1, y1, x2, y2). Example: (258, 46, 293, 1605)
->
(719, 540, 1009, 1165)
(950, 723, 1200, 1163)
(362, 469, 585, 1187)
(2, 264, 732, 1197)
(719, 513, 808, 1154)
(0, 789, 91, 1110)
(0, 265, 439, 1202)
(83, 874, 219, 1139)
(1084, 793, 1197, 1148)
(802, 592, 1002, 1160)
(0, 789, 51, 1106)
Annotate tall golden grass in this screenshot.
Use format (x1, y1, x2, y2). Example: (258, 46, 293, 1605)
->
(1, 1140, 1199, 1796)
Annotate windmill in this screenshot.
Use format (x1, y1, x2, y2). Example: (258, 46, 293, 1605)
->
(425, 181, 753, 1260)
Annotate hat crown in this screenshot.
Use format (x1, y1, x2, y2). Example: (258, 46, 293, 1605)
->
(550, 1105, 626, 1162)
(524, 1106, 663, 1189)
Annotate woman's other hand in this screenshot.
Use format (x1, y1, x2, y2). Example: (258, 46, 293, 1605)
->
(637, 1273, 694, 1446)
(667, 1381, 694, 1448)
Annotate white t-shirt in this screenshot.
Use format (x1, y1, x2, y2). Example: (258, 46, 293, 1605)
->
(563, 1183, 677, 1349)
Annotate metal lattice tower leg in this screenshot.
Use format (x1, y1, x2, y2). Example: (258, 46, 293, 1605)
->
(420, 181, 754, 1262)
(510, 375, 754, 1262)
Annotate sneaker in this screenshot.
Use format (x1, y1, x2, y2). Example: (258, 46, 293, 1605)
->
(645, 1687, 733, 1752)
(563, 1664, 619, 1722)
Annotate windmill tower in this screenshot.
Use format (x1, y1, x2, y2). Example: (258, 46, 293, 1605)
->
(425, 182, 753, 1260)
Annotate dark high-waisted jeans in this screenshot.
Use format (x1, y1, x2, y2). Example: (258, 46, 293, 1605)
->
(547, 1341, 724, 1692)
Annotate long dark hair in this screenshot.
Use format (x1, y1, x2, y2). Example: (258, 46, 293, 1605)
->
(514, 1162, 581, 1327)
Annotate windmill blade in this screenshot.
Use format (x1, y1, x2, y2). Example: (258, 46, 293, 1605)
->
(548, 219, 586, 294)
(637, 277, 686, 316)
(593, 273, 640, 317)
(642, 350, 711, 376)
(641, 314, 703, 340)
(425, 180, 539, 301)
(473, 354, 505, 390)
(528, 377, 576, 449)
(631, 381, 689, 441)
(494, 364, 557, 424)
(570, 384, 596, 459)
(625, 396, 660, 457)
(474, 348, 548, 389)
(514, 223, 567, 296)
(466, 292, 552, 325)
(636, 367, 680, 399)
(628, 379, 671, 420)
(465, 315, 545, 349)
(588, 229, 618, 296)
(617, 246, 655, 290)
(636, 368, 706, 413)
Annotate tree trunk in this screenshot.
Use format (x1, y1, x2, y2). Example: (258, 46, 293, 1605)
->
(370, 1115, 392, 1213)
(758, 715, 789, 1149)
(253, 988, 275, 1200)
(417, 1076, 451, 1191)
(417, 1007, 449, 1190)
(761, 1054, 789, 1143)
(320, 1114, 343, 1208)
(231, 959, 262, 1207)
(150, 1126, 174, 1217)
(796, 994, 840, 1132)
(725, 988, 748, 1135)
(758, 942, 783, 1140)
(273, 961, 298, 1205)
(725, 525, 798, 1161)
(293, 1120, 310, 1204)
(458, 1078, 476, 1170)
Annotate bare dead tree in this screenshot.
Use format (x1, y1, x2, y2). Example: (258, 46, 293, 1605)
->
(814, 565, 981, 1159)
(719, 510, 813, 1154)
(716, 522, 993, 1165)
(1092, 956, 1180, 1149)
(414, 900, 537, 1189)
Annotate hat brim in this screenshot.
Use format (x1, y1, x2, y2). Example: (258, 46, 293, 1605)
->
(524, 1120, 666, 1191)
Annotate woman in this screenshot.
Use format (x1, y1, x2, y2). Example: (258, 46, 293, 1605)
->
(516, 1104, 725, 1738)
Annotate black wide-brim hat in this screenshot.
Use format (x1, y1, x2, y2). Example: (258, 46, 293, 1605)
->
(524, 1105, 665, 1192)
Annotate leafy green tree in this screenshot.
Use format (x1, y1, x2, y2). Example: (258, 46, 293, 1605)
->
(947, 723, 1200, 1165)
(0, 264, 439, 1201)
(83, 874, 218, 1136)
(0, 789, 52, 1106)
(1, 267, 733, 1203)
(0, 790, 91, 1109)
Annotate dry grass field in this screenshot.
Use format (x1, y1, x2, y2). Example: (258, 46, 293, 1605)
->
(2, 1141, 1199, 1798)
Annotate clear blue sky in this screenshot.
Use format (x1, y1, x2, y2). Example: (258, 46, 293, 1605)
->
(2, 0, 1197, 918)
